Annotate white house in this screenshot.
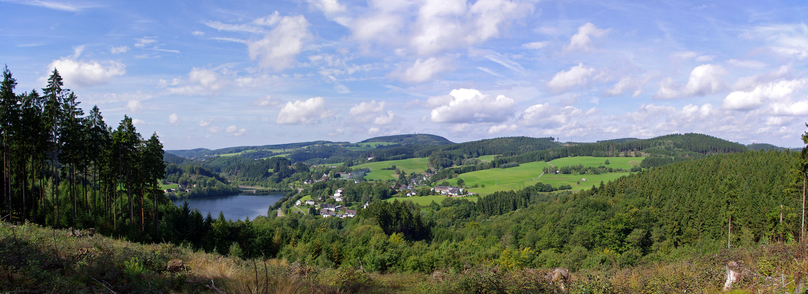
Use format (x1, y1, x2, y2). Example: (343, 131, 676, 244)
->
(305, 200, 315, 205)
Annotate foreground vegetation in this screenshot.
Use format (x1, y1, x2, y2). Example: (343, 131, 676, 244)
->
(4, 220, 808, 293)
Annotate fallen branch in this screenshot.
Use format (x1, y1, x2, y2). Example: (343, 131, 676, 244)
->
(88, 274, 117, 294)
(206, 279, 225, 294)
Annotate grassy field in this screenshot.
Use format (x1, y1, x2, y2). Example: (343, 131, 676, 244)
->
(353, 157, 430, 181)
(344, 142, 397, 151)
(443, 157, 640, 195)
(160, 183, 179, 190)
(476, 154, 500, 162)
(548, 156, 644, 170)
(443, 161, 549, 195)
(386, 195, 478, 205)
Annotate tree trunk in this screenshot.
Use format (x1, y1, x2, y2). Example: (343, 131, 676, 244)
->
(728, 214, 732, 249)
(71, 163, 76, 227)
(802, 175, 806, 244)
(53, 150, 59, 229)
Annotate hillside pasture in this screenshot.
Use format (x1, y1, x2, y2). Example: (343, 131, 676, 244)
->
(353, 157, 430, 180)
(475, 154, 500, 162)
(548, 156, 644, 170)
(386, 194, 478, 205)
(447, 157, 640, 195)
(344, 141, 397, 151)
(445, 161, 550, 195)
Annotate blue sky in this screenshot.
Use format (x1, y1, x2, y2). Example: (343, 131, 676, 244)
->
(2, 0, 808, 149)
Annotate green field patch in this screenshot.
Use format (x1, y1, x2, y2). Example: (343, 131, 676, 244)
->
(476, 154, 500, 162)
(444, 161, 551, 195)
(160, 183, 179, 190)
(353, 157, 429, 181)
(385, 195, 478, 206)
(538, 172, 631, 191)
(549, 156, 645, 170)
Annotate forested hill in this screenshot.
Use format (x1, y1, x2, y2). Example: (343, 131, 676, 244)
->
(360, 134, 453, 145)
(497, 133, 746, 164)
(747, 143, 797, 151)
(167, 140, 339, 158)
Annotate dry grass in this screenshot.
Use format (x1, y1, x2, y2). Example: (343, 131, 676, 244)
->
(4, 220, 808, 293)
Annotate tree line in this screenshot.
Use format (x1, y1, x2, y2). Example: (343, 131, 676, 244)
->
(0, 66, 166, 239)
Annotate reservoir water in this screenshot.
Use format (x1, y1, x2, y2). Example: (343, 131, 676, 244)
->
(172, 192, 285, 221)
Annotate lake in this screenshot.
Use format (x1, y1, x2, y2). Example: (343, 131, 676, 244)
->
(172, 193, 285, 221)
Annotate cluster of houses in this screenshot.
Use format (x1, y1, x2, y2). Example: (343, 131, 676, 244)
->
(431, 185, 466, 197)
(319, 204, 356, 218)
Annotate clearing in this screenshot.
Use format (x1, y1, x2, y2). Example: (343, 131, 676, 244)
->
(353, 157, 430, 181)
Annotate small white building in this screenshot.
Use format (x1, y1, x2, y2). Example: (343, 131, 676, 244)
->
(305, 200, 315, 205)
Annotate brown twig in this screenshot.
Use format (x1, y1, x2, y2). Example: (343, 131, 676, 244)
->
(88, 274, 117, 294)
(206, 279, 226, 294)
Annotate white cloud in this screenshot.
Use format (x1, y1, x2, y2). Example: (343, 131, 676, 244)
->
(389, 57, 451, 83)
(695, 55, 715, 62)
(205, 21, 265, 34)
(45, 58, 126, 87)
(277, 97, 332, 124)
(519, 103, 583, 128)
(134, 37, 156, 48)
(254, 95, 281, 107)
(751, 23, 808, 60)
(488, 124, 516, 134)
(247, 15, 311, 71)
(521, 41, 548, 49)
(198, 118, 215, 127)
(547, 63, 595, 93)
(207, 126, 222, 133)
(771, 101, 808, 116)
(10, 0, 83, 11)
(732, 64, 791, 91)
(166, 68, 228, 95)
(306, 0, 349, 25)
(722, 79, 805, 111)
(563, 23, 610, 53)
(727, 59, 768, 69)
(132, 118, 146, 126)
(226, 125, 247, 136)
(655, 64, 726, 99)
(111, 46, 128, 54)
(350, 100, 386, 115)
(468, 48, 526, 74)
(603, 73, 657, 97)
(347, 0, 532, 56)
(125, 100, 142, 112)
(368, 127, 380, 135)
(429, 88, 515, 123)
(169, 113, 180, 125)
(253, 11, 282, 26)
(682, 64, 726, 96)
(374, 111, 396, 125)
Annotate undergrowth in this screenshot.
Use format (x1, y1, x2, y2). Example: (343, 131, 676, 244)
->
(2, 221, 808, 293)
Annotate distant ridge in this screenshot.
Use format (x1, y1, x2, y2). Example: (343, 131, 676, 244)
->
(360, 134, 453, 145)
(747, 143, 795, 151)
(597, 138, 639, 144)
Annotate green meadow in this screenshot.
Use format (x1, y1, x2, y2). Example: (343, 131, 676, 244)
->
(160, 183, 179, 190)
(475, 154, 500, 162)
(548, 156, 644, 170)
(353, 157, 430, 180)
(443, 157, 640, 195)
(386, 194, 478, 206)
(444, 161, 550, 195)
(344, 141, 397, 151)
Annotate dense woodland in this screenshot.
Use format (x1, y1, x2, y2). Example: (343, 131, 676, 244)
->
(0, 67, 178, 240)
